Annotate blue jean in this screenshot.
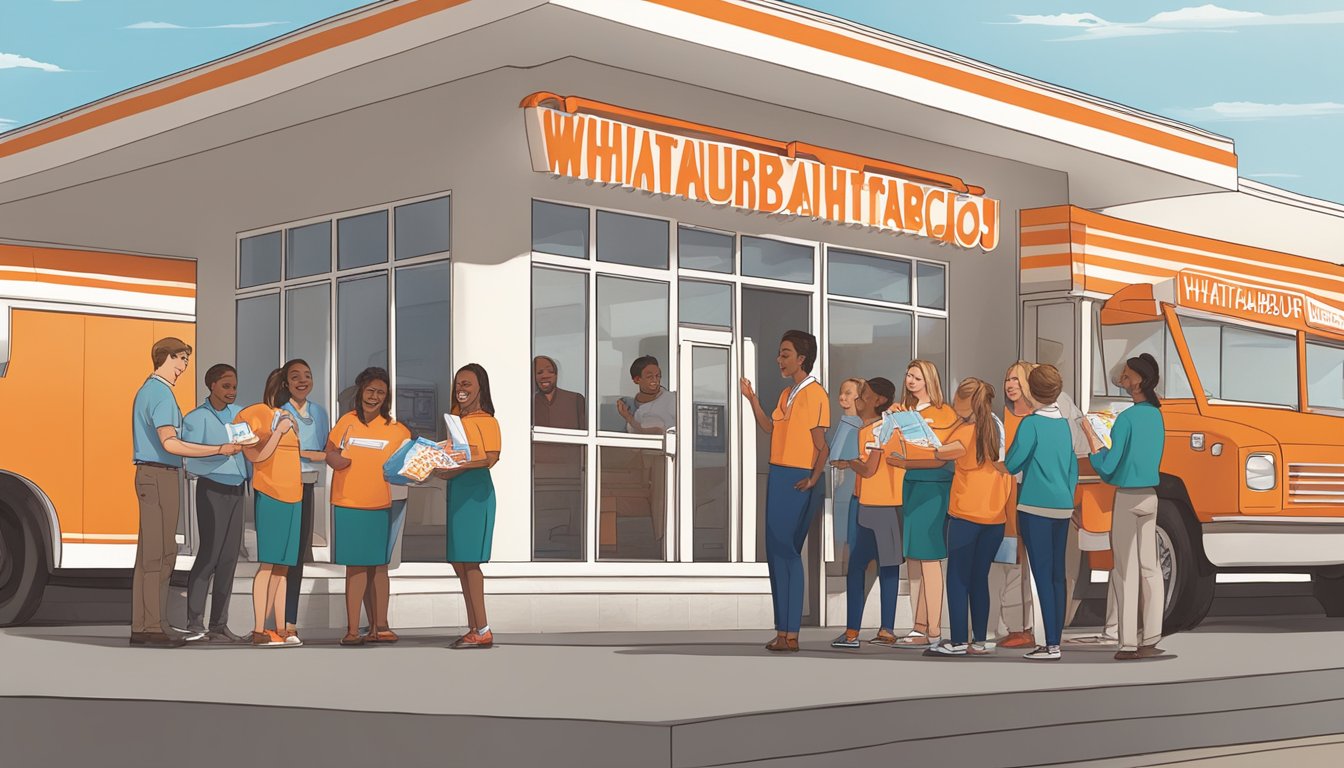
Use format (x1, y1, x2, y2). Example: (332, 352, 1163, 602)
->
(946, 517, 1005, 644)
(846, 506, 900, 632)
(765, 464, 819, 633)
(1019, 511, 1071, 646)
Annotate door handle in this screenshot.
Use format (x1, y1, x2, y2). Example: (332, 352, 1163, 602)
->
(664, 427, 677, 457)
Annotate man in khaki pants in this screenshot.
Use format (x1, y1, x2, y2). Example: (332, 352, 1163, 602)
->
(129, 338, 243, 647)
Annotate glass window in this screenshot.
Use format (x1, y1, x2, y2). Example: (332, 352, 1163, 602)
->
(1307, 339, 1344, 412)
(239, 232, 281, 288)
(596, 275, 668, 433)
(916, 315, 949, 399)
(532, 200, 589, 259)
(285, 222, 331, 280)
(1033, 302, 1075, 401)
(690, 346, 731, 562)
(916, 261, 946, 310)
(1163, 331, 1195, 400)
(741, 236, 813, 283)
(395, 196, 452, 260)
(829, 302, 913, 422)
(337, 210, 388, 270)
(1180, 317, 1296, 406)
(1099, 318, 1166, 399)
(597, 210, 668, 269)
(678, 226, 733, 273)
(679, 280, 732, 328)
(235, 293, 279, 405)
(395, 262, 452, 440)
(336, 273, 389, 414)
(284, 283, 331, 412)
(598, 446, 667, 560)
(1180, 318, 1221, 398)
(532, 267, 588, 430)
(533, 442, 585, 561)
(828, 249, 911, 304)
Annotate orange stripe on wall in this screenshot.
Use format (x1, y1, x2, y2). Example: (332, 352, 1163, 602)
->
(0, 0, 472, 160)
(1020, 229, 1078, 248)
(0, 244, 195, 285)
(650, 0, 1237, 168)
(23, 273, 196, 297)
(1020, 206, 1073, 228)
(1021, 252, 1072, 269)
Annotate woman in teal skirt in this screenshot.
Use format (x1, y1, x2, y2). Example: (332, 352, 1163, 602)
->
(434, 363, 502, 649)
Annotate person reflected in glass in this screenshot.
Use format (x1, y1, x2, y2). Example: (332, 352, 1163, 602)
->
(828, 378, 866, 560)
(533, 355, 586, 429)
(741, 330, 829, 653)
(616, 355, 675, 434)
(278, 358, 329, 642)
(434, 364, 502, 649)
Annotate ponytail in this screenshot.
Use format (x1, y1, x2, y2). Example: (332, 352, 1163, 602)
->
(954, 378, 999, 465)
(1127, 353, 1162, 408)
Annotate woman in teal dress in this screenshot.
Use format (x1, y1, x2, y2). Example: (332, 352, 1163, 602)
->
(434, 363, 501, 649)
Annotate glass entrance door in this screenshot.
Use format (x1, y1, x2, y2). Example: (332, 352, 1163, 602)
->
(677, 330, 736, 562)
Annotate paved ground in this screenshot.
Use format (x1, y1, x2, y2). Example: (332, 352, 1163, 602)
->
(4, 614, 1344, 766)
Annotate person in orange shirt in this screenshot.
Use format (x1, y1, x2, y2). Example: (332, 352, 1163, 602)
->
(829, 377, 901, 649)
(740, 330, 829, 653)
(235, 368, 302, 648)
(434, 363, 502, 649)
(924, 378, 1013, 657)
(887, 360, 959, 648)
(325, 367, 410, 646)
(990, 361, 1038, 649)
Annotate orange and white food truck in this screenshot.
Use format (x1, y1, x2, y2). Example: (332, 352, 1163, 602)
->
(0, 241, 195, 625)
(1020, 206, 1344, 632)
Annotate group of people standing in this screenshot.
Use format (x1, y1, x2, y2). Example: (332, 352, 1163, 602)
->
(742, 330, 1168, 661)
(128, 337, 501, 649)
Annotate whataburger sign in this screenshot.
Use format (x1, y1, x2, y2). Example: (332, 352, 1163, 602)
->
(522, 97, 1001, 252)
(1177, 270, 1344, 337)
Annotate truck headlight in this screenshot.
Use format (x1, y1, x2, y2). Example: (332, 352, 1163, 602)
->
(1245, 453, 1276, 491)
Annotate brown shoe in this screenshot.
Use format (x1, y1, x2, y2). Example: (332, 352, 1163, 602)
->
(1114, 649, 1141, 660)
(765, 636, 791, 652)
(997, 631, 1035, 649)
(339, 633, 366, 646)
(130, 631, 186, 648)
(367, 629, 400, 644)
(1137, 644, 1164, 658)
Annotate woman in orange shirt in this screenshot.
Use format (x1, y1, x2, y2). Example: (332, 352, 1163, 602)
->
(740, 330, 829, 653)
(434, 363, 502, 649)
(924, 378, 1012, 657)
(235, 368, 302, 648)
(325, 367, 410, 646)
(993, 361, 1038, 649)
(887, 359, 959, 648)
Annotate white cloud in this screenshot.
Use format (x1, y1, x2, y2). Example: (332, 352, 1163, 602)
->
(1004, 4, 1344, 41)
(124, 21, 289, 31)
(1247, 172, 1303, 179)
(0, 118, 17, 126)
(0, 52, 65, 72)
(1180, 101, 1344, 121)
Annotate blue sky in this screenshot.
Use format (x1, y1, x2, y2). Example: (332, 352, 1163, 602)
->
(3, 1, 1343, 201)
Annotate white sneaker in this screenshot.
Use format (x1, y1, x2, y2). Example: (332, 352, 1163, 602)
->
(923, 643, 967, 657)
(1024, 645, 1061, 661)
(183, 630, 208, 642)
(282, 633, 303, 647)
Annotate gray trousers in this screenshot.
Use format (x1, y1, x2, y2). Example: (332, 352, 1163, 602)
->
(1113, 488, 1163, 651)
(132, 465, 181, 634)
(186, 477, 245, 633)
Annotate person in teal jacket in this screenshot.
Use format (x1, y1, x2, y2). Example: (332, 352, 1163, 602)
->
(1001, 364, 1077, 661)
(1083, 352, 1166, 661)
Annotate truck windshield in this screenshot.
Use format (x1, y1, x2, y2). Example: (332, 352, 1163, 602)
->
(1306, 336, 1344, 414)
(1092, 303, 1193, 399)
(1178, 315, 1298, 408)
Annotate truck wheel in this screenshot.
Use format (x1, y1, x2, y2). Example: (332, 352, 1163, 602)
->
(1157, 500, 1214, 635)
(0, 499, 49, 626)
(1312, 570, 1344, 617)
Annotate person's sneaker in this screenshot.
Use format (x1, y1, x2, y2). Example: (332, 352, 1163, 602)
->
(1064, 634, 1117, 646)
(451, 629, 494, 649)
(129, 631, 186, 648)
(1024, 645, 1062, 661)
(1137, 644, 1165, 658)
(923, 643, 967, 657)
(967, 642, 993, 656)
(831, 632, 861, 649)
(251, 630, 286, 647)
(997, 631, 1035, 649)
(867, 630, 898, 647)
(206, 627, 246, 644)
(281, 632, 303, 647)
(183, 630, 209, 643)
(1114, 649, 1141, 660)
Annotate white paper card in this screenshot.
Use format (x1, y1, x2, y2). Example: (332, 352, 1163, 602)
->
(347, 437, 389, 450)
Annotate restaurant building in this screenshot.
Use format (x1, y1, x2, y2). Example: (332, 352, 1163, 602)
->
(1, 0, 1338, 631)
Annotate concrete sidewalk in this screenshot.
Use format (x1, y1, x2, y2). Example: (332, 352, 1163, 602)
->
(4, 617, 1344, 766)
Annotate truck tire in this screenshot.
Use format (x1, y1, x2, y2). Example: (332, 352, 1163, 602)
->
(1157, 500, 1214, 635)
(0, 498, 49, 626)
(1312, 570, 1344, 617)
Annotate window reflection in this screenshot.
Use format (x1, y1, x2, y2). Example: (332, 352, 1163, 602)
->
(599, 446, 667, 560)
(533, 442, 586, 561)
(532, 267, 588, 429)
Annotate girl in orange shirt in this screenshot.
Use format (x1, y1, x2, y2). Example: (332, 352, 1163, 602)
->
(325, 367, 410, 646)
(235, 368, 301, 648)
(924, 378, 1012, 657)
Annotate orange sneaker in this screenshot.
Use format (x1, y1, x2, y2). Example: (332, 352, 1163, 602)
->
(997, 631, 1035, 649)
(451, 629, 493, 649)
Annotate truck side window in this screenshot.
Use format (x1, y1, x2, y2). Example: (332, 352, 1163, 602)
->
(1307, 338, 1344, 413)
(1181, 316, 1297, 407)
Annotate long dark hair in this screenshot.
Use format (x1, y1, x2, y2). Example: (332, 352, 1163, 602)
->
(352, 367, 393, 425)
(865, 377, 896, 414)
(454, 363, 495, 416)
(1127, 353, 1162, 408)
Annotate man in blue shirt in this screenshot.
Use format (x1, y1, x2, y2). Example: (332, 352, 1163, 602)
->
(130, 338, 243, 648)
(180, 363, 250, 643)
